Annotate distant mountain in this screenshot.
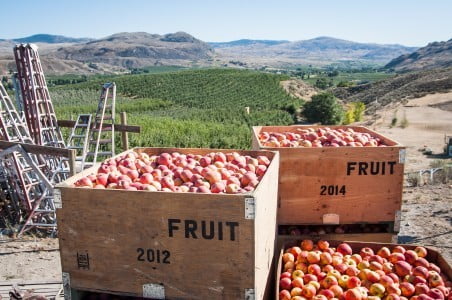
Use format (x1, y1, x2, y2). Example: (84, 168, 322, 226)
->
(0, 34, 93, 44)
(51, 32, 214, 68)
(385, 39, 452, 72)
(209, 39, 289, 48)
(214, 36, 418, 65)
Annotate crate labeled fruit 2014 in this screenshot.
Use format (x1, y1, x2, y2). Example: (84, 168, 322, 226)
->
(56, 147, 279, 299)
(252, 125, 406, 226)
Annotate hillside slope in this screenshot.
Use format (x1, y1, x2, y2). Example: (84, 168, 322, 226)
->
(333, 68, 452, 113)
(385, 39, 452, 72)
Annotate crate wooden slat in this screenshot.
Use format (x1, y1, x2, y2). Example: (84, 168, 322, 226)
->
(57, 147, 279, 299)
(252, 125, 406, 225)
(275, 239, 452, 300)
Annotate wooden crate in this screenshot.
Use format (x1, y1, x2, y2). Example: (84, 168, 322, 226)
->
(56, 147, 279, 300)
(252, 125, 406, 225)
(275, 239, 452, 299)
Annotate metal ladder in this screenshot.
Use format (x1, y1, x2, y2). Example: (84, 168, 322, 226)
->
(13, 43, 68, 184)
(0, 82, 34, 145)
(66, 114, 92, 162)
(0, 83, 56, 234)
(0, 145, 55, 235)
(82, 83, 116, 169)
(11, 72, 25, 122)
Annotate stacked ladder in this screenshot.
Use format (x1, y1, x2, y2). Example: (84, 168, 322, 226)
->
(66, 114, 92, 163)
(82, 82, 116, 169)
(0, 82, 55, 234)
(13, 43, 68, 184)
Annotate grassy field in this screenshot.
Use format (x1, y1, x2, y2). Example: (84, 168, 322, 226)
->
(50, 68, 301, 150)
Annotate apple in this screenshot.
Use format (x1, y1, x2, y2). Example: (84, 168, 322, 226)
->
(329, 285, 344, 298)
(395, 261, 412, 277)
(291, 287, 303, 297)
(390, 252, 406, 264)
(427, 289, 445, 300)
(322, 276, 339, 289)
(369, 283, 386, 298)
(293, 277, 305, 288)
(343, 288, 362, 300)
(360, 247, 374, 258)
(387, 283, 402, 295)
(313, 295, 328, 300)
(347, 276, 362, 289)
(279, 290, 291, 300)
(320, 289, 335, 299)
(380, 275, 395, 287)
(308, 252, 321, 264)
(400, 282, 415, 297)
(302, 284, 317, 298)
(280, 277, 292, 290)
(404, 250, 419, 264)
(301, 240, 314, 251)
(304, 274, 318, 284)
(415, 257, 430, 268)
(337, 243, 353, 256)
(308, 264, 322, 276)
(339, 275, 350, 288)
(318, 240, 330, 251)
(414, 247, 428, 258)
(377, 247, 391, 259)
(321, 252, 333, 265)
(386, 293, 401, 300)
(393, 246, 406, 254)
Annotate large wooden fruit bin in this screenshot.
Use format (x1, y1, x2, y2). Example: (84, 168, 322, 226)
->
(252, 125, 406, 226)
(56, 147, 279, 299)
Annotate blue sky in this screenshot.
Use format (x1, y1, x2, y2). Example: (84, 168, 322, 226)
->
(1, 0, 451, 46)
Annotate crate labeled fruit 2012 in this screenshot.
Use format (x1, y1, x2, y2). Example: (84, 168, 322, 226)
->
(56, 147, 279, 299)
(252, 125, 406, 226)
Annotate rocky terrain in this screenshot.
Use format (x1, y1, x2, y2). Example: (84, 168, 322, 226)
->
(333, 67, 452, 113)
(386, 39, 452, 72)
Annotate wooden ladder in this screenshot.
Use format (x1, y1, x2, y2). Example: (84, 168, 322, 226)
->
(82, 82, 116, 169)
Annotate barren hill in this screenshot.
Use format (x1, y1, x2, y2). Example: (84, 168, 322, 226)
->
(333, 67, 452, 113)
(51, 32, 214, 69)
(385, 39, 452, 72)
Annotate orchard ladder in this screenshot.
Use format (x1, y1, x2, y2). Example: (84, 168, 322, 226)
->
(82, 82, 116, 169)
(13, 43, 68, 183)
(66, 114, 92, 162)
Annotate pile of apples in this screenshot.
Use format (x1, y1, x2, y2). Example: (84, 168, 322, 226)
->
(74, 150, 271, 194)
(259, 127, 387, 148)
(279, 240, 451, 300)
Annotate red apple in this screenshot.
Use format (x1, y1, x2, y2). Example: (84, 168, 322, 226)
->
(280, 277, 292, 290)
(344, 288, 362, 300)
(337, 243, 353, 256)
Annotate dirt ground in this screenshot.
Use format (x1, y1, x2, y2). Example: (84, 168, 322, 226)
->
(0, 92, 451, 296)
(368, 91, 452, 172)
